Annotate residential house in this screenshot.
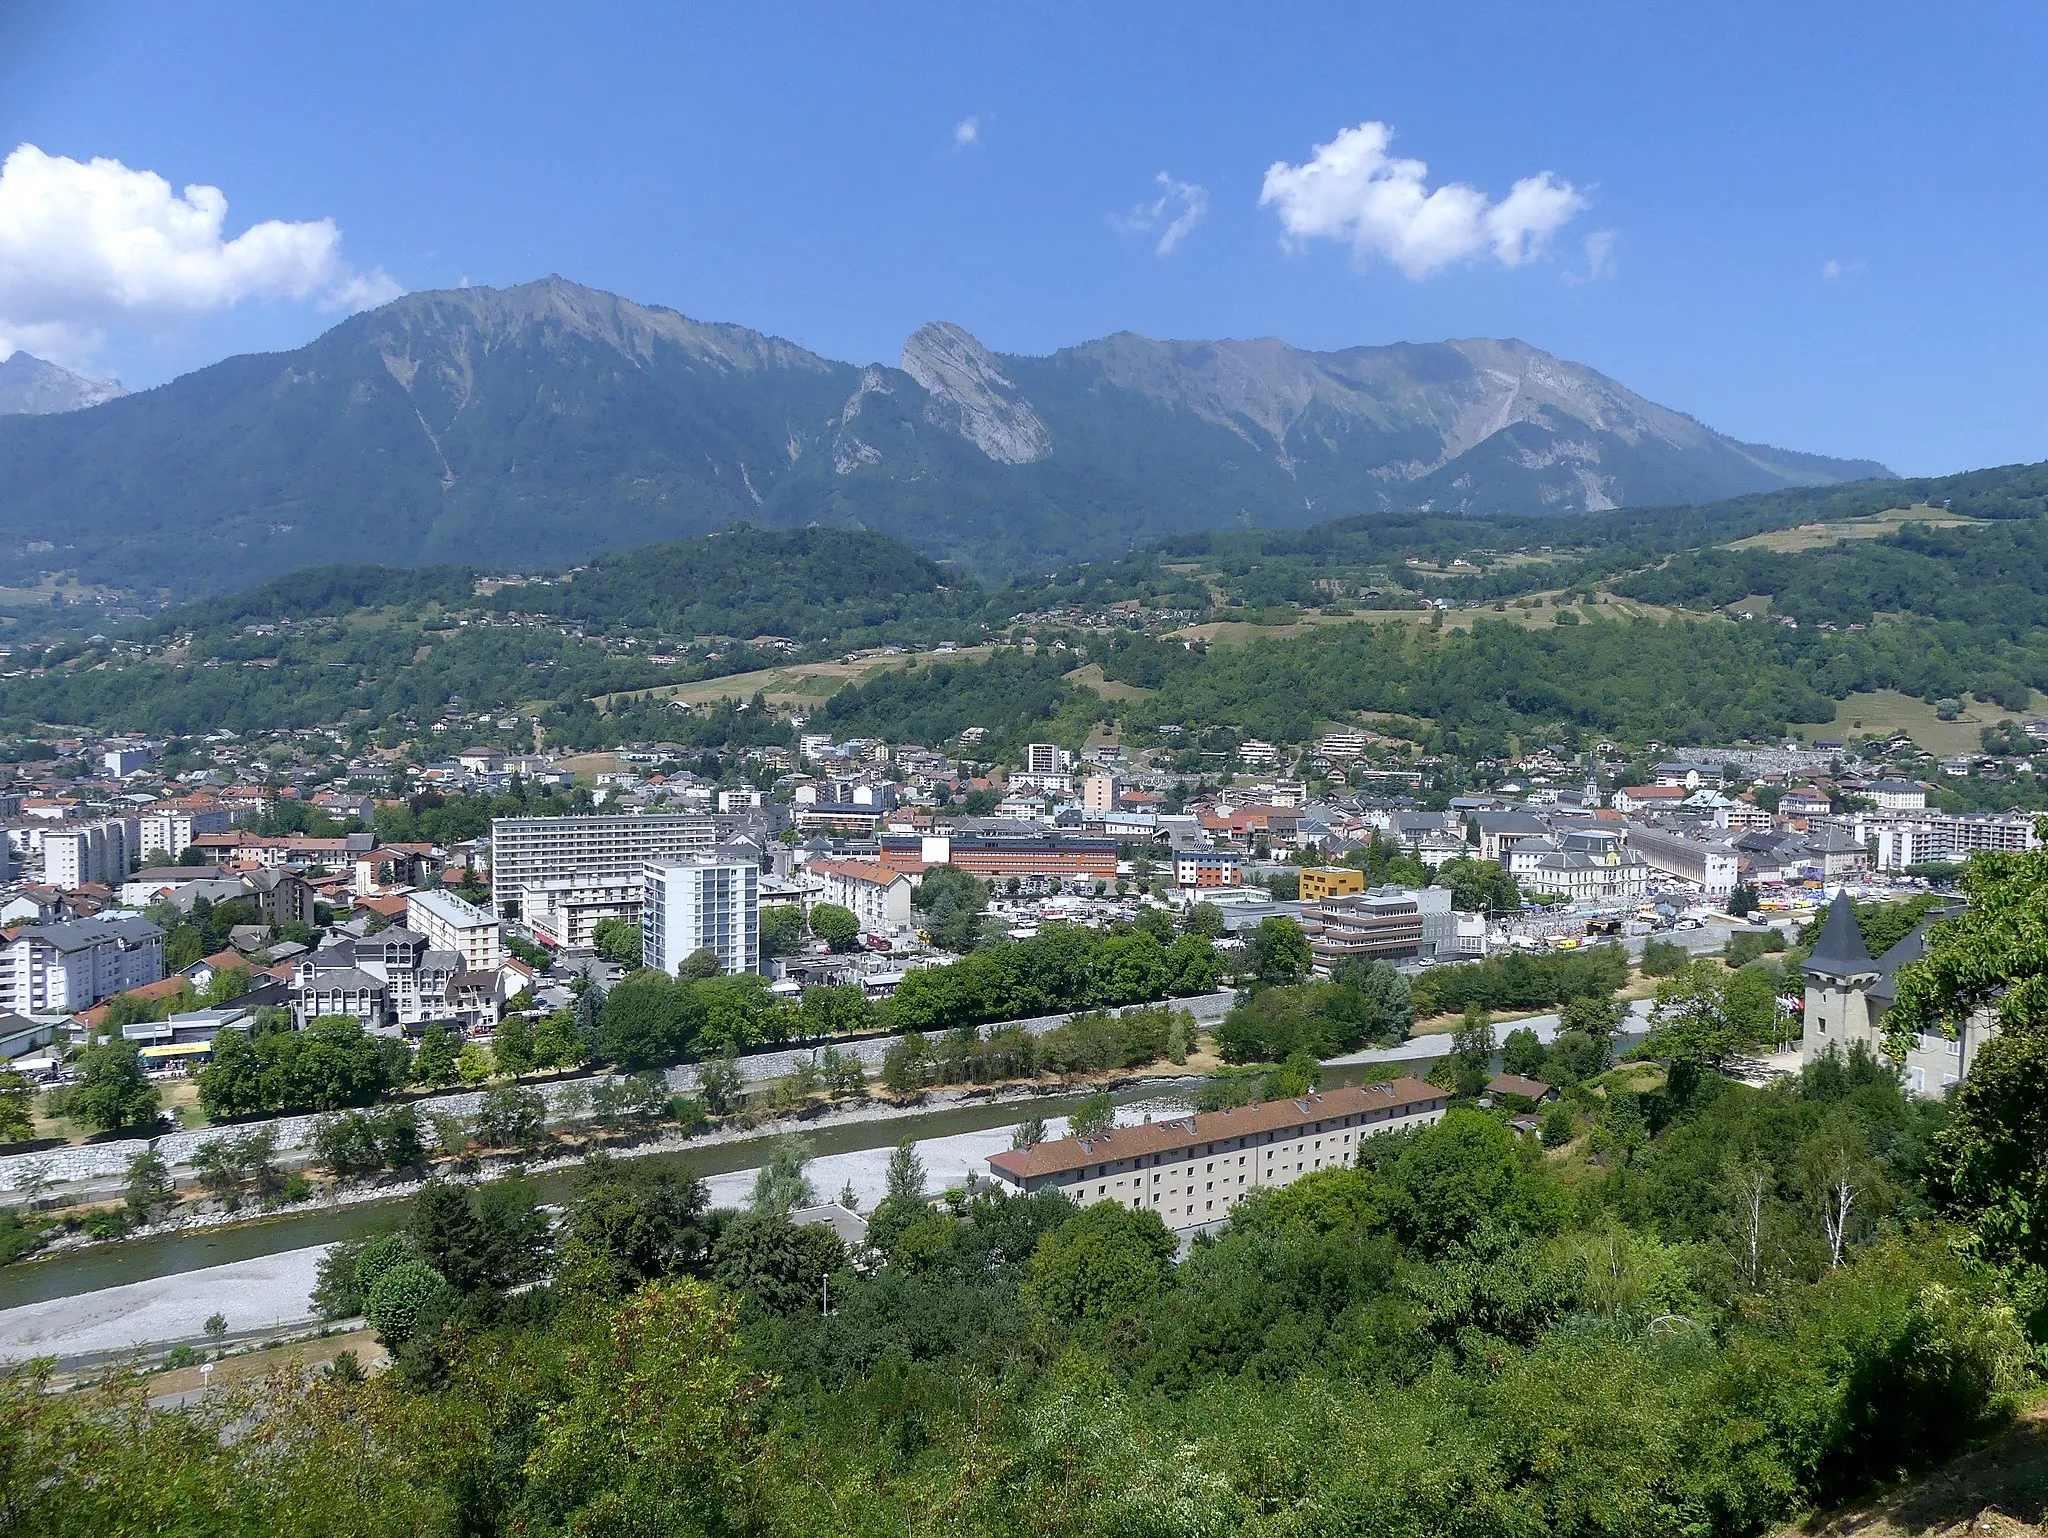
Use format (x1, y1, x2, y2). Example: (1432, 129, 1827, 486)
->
(807, 858, 917, 932)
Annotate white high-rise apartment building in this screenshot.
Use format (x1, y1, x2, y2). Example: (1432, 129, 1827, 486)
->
(491, 814, 716, 918)
(1024, 742, 1070, 775)
(642, 858, 759, 977)
(405, 888, 505, 972)
(42, 819, 135, 890)
(0, 914, 164, 1014)
(138, 806, 234, 862)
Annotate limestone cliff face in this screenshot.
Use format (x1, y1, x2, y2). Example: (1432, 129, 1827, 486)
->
(0, 352, 126, 416)
(898, 321, 1052, 465)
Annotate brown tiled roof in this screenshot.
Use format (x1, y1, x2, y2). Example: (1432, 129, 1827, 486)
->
(1487, 1073, 1555, 1101)
(988, 1076, 1446, 1181)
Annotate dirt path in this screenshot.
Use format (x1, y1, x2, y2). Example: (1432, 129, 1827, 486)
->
(1784, 1400, 2048, 1537)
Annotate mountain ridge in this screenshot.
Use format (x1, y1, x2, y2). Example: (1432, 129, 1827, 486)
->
(0, 277, 1890, 595)
(0, 352, 127, 416)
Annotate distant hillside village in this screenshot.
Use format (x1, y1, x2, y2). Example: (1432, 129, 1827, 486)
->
(0, 714, 2027, 1104)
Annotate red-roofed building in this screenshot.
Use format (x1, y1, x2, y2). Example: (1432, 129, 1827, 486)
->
(987, 1078, 1448, 1232)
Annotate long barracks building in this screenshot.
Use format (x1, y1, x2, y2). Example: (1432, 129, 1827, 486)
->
(986, 1077, 1449, 1231)
(878, 830, 1117, 883)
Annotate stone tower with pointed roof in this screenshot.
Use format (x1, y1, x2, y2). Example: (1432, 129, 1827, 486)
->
(1800, 890, 1983, 1095)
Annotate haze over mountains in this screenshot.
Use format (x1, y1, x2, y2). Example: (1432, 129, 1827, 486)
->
(0, 277, 1889, 597)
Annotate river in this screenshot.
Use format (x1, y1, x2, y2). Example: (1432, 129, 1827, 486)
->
(0, 1003, 1650, 1314)
(0, 1079, 1212, 1311)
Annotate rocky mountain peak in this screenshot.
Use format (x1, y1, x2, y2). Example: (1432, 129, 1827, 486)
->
(899, 321, 1052, 465)
(0, 352, 127, 416)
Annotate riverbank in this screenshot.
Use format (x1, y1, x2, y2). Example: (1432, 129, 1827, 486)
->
(0, 1085, 1216, 1365)
(0, 989, 1239, 1200)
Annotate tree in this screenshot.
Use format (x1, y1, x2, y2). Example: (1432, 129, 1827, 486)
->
(1244, 916, 1312, 987)
(698, 1051, 743, 1115)
(312, 1111, 384, 1182)
(411, 1024, 460, 1089)
(312, 1237, 370, 1319)
(884, 1136, 926, 1203)
(365, 1258, 447, 1347)
(1887, 836, 2048, 1053)
(1802, 1112, 1881, 1269)
(1927, 1027, 2048, 1278)
(1180, 901, 1225, 939)
(123, 1149, 175, 1223)
(1638, 938, 1689, 978)
(750, 1134, 816, 1217)
(519, 1281, 763, 1533)
(678, 947, 724, 980)
(879, 1031, 931, 1096)
(1331, 957, 1413, 1043)
(808, 903, 860, 952)
(194, 1128, 279, 1205)
(911, 865, 989, 952)
(469, 1175, 554, 1288)
(491, 1015, 537, 1077)
(1539, 1102, 1573, 1149)
(1450, 1004, 1495, 1095)
(409, 1179, 485, 1292)
(1547, 1028, 1613, 1086)
(59, 1039, 160, 1135)
(597, 969, 689, 1070)
(590, 916, 642, 964)
(1012, 1113, 1049, 1149)
(1500, 1026, 1547, 1080)
(532, 1009, 589, 1071)
(454, 1041, 494, 1086)
(288, 1017, 391, 1110)
(1070, 1091, 1115, 1142)
(1431, 857, 1521, 915)
(1646, 960, 1763, 1073)
(710, 1210, 844, 1316)
(474, 1084, 548, 1150)
(564, 1156, 711, 1287)
(760, 903, 806, 959)
(0, 1070, 34, 1144)
(1021, 1202, 1177, 1326)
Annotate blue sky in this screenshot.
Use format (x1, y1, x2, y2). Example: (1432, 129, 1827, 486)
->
(2, 1, 2044, 475)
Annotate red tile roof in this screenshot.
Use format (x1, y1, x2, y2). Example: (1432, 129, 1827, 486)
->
(988, 1077, 1446, 1181)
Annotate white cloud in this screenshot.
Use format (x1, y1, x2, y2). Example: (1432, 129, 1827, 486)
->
(1821, 257, 1865, 282)
(954, 117, 981, 149)
(1112, 172, 1210, 257)
(1583, 228, 1618, 281)
(0, 143, 399, 364)
(1258, 121, 1586, 279)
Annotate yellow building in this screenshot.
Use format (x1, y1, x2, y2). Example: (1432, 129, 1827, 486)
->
(1298, 866, 1366, 901)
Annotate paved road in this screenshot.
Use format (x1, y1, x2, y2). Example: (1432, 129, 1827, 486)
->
(1324, 998, 1656, 1069)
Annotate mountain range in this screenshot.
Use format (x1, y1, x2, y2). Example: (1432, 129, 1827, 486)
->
(0, 277, 1890, 596)
(0, 352, 127, 417)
